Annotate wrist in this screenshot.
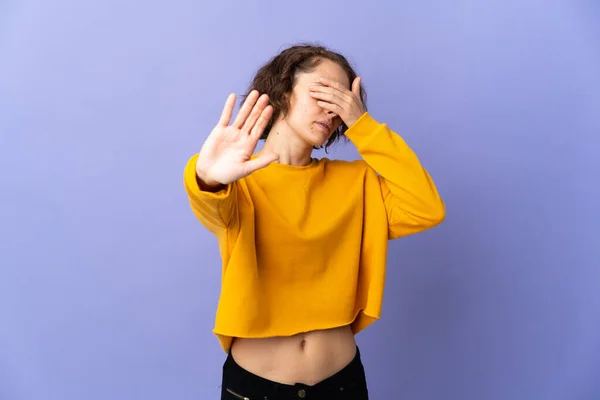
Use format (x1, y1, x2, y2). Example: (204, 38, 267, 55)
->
(196, 170, 224, 191)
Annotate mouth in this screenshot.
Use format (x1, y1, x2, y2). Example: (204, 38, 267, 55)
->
(315, 121, 331, 132)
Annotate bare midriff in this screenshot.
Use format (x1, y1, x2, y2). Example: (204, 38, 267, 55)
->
(230, 325, 357, 385)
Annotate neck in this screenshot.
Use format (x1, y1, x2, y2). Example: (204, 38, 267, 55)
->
(259, 119, 314, 166)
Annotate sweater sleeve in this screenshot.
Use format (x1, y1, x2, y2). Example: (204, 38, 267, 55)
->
(345, 112, 445, 239)
(183, 154, 238, 235)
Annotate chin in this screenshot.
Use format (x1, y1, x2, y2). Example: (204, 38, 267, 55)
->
(310, 137, 329, 148)
(307, 131, 331, 147)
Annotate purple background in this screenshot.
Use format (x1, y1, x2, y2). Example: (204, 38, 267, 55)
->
(1, 0, 599, 399)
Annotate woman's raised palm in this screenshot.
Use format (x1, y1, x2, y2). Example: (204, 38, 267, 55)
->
(195, 90, 279, 185)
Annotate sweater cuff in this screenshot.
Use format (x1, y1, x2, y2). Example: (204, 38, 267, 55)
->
(344, 112, 385, 149)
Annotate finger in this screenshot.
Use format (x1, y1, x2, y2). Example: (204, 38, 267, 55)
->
(241, 94, 269, 134)
(218, 93, 236, 127)
(310, 85, 345, 96)
(232, 90, 260, 128)
(312, 82, 353, 104)
(316, 100, 343, 114)
(319, 77, 349, 93)
(309, 89, 347, 106)
(352, 77, 361, 98)
(249, 105, 273, 140)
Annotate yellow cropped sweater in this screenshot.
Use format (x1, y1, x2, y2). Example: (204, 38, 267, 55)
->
(183, 112, 445, 353)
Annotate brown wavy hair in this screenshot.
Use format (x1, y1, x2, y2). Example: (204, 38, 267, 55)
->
(240, 42, 368, 152)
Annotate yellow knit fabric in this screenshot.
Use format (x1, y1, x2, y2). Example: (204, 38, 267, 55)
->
(183, 112, 445, 353)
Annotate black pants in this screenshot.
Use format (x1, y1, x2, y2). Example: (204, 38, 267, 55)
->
(221, 346, 369, 399)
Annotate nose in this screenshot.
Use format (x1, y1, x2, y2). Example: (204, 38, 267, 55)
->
(327, 110, 339, 120)
(328, 112, 341, 122)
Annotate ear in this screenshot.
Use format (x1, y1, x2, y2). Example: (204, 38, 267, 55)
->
(283, 91, 292, 104)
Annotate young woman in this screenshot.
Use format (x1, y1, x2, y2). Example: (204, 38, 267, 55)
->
(183, 44, 445, 400)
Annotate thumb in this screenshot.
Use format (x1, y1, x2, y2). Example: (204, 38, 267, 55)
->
(352, 76, 361, 97)
(244, 152, 279, 174)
